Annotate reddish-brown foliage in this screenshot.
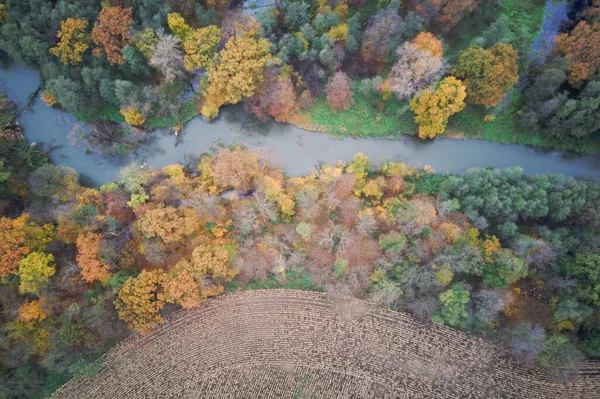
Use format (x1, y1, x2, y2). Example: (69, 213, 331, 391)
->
(325, 72, 354, 113)
(213, 146, 261, 191)
(92, 6, 133, 65)
(343, 234, 383, 273)
(245, 68, 297, 122)
(555, 21, 600, 88)
(430, 0, 478, 34)
(333, 174, 357, 200)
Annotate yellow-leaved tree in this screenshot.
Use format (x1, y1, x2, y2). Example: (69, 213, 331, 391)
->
(183, 25, 221, 71)
(120, 106, 145, 126)
(18, 252, 55, 294)
(115, 269, 168, 335)
(410, 76, 466, 139)
(50, 18, 90, 65)
(202, 35, 271, 120)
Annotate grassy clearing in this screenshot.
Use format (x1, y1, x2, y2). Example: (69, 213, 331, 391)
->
(297, 79, 600, 153)
(304, 88, 417, 138)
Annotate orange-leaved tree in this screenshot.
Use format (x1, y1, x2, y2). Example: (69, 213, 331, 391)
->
(76, 232, 111, 283)
(412, 31, 443, 58)
(50, 18, 90, 65)
(410, 76, 466, 139)
(555, 21, 600, 88)
(201, 35, 271, 119)
(92, 6, 133, 65)
(115, 269, 168, 335)
(451, 43, 518, 108)
(0, 214, 54, 277)
(160, 270, 202, 309)
(213, 146, 261, 191)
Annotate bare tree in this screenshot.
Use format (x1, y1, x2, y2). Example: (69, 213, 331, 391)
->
(389, 42, 447, 100)
(150, 30, 185, 82)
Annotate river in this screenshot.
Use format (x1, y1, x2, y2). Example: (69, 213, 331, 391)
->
(1, 61, 599, 187)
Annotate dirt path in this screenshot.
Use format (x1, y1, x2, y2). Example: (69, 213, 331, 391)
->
(51, 290, 599, 398)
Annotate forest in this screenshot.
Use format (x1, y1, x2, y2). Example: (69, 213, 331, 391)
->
(0, 0, 598, 152)
(1, 93, 600, 396)
(1, 0, 600, 397)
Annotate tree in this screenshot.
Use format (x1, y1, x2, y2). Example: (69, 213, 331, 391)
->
(562, 253, 600, 306)
(412, 31, 443, 57)
(133, 27, 158, 59)
(432, 285, 470, 328)
(285, 1, 310, 31)
(137, 207, 200, 244)
(213, 146, 261, 191)
(539, 335, 583, 381)
(543, 80, 600, 140)
(410, 76, 466, 139)
(167, 12, 193, 41)
(160, 270, 201, 308)
(502, 322, 546, 363)
(150, 31, 185, 82)
(45, 77, 84, 113)
(390, 41, 446, 100)
(451, 44, 518, 108)
(183, 25, 221, 71)
(0, 214, 54, 277)
(115, 270, 168, 335)
(325, 72, 354, 113)
(120, 106, 146, 126)
(76, 232, 111, 284)
(50, 18, 90, 65)
(360, 6, 405, 71)
(92, 6, 133, 65)
(191, 243, 237, 281)
(29, 164, 79, 202)
(482, 248, 528, 288)
(555, 21, 600, 88)
(202, 35, 272, 119)
(245, 66, 297, 122)
(18, 252, 55, 294)
(429, 0, 478, 34)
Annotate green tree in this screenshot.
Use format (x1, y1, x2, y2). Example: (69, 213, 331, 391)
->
(483, 249, 528, 288)
(45, 77, 84, 113)
(432, 285, 470, 328)
(562, 253, 600, 306)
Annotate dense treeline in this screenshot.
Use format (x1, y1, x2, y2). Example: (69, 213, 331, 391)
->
(1, 0, 598, 151)
(1, 102, 600, 395)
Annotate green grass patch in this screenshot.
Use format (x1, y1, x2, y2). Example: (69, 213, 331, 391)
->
(74, 102, 124, 124)
(305, 87, 417, 138)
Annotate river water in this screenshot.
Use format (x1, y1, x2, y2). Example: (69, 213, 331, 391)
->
(1, 62, 599, 187)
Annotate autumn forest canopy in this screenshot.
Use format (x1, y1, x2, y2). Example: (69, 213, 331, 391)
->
(0, 0, 600, 397)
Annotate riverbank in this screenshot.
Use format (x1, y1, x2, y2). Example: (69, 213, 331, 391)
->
(292, 85, 600, 154)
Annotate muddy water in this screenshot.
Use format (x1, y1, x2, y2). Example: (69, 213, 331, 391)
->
(1, 63, 599, 187)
